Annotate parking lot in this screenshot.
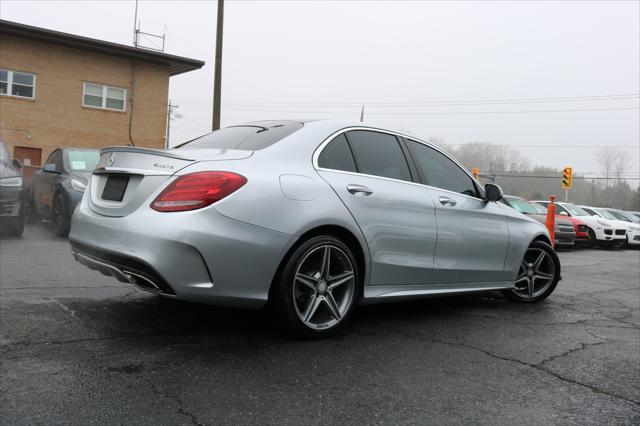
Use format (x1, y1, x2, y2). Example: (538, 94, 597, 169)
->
(0, 224, 638, 425)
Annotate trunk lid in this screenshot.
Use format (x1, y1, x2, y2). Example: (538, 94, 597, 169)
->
(88, 146, 251, 217)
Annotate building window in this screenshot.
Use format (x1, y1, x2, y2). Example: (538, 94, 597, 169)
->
(0, 69, 36, 99)
(82, 82, 126, 111)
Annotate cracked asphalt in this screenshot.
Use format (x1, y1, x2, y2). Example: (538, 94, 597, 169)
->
(1, 224, 639, 425)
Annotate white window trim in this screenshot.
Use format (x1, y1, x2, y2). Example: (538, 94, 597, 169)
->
(0, 69, 36, 100)
(82, 82, 127, 112)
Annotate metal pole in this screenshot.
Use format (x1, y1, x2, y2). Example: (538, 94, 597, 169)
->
(133, 0, 139, 46)
(564, 188, 569, 202)
(166, 100, 171, 149)
(212, 0, 224, 130)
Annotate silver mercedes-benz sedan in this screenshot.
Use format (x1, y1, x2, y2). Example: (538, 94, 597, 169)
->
(70, 120, 560, 337)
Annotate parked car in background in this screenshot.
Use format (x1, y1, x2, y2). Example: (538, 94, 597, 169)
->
(0, 141, 26, 237)
(626, 212, 640, 222)
(530, 201, 590, 246)
(70, 120, 560, 337)
(503, 196, 575, 248)
(580, 206, 640, 248)
(621, 210, 640, 224)
(532, 201, 625, 248)
(28, 148, 100, 237)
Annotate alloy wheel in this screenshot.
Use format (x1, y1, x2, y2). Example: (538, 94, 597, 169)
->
(513, 247, 556, 298)
(292, 244, 356, 330)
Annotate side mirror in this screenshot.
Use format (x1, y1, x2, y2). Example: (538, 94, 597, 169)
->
(12, 158, 22, 169)
(485, 183, 504, 202)
(42, 163, 59, 173)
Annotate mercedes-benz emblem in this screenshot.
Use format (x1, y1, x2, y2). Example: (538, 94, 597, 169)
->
(108, 152, 115, 166)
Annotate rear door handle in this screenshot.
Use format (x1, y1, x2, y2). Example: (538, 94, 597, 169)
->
(439, 196, 457, 206)
(346, 184, 373, 196)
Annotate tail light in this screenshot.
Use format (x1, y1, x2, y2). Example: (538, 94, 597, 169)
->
(151, 171, 247, 212)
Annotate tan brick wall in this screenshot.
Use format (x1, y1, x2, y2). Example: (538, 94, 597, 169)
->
(0, 34, 169, 165)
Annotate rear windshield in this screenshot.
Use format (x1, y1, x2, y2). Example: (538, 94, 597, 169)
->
(177, 121, 303, 151)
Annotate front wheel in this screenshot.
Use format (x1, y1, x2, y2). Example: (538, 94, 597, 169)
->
(503, 241, 561, 303)
(51, 193, 71, 237)
(273, 236, 359, 338)
(0, 217, 25, 238)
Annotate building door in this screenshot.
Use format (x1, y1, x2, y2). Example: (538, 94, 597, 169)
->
(13, 146, 42, 186)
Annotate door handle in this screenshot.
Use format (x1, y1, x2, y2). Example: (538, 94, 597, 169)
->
(346, 184, 373, 196)
(439, 196, 457, 206)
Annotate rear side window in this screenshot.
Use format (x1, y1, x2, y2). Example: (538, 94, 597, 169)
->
(178, 121, 303, 151)
(318, 134, 357, 172)
(406, 140, 478, 197)
(345, 131, 412, 182)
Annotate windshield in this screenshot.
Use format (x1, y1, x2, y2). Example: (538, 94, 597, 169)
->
(607, 210, 631, 222)
(595, 208, 617, 221)
(177, 121, 303, 151)
(531, 203, 548, 214)
(67, 150, 100, 172)
(563, 203, 589, 216)
(506, 198, 539, 214)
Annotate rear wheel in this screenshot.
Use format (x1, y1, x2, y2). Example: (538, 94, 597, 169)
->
(504, 241, 560, 303)
(274, 236, 359, 338)
(51, 193, 71, 237)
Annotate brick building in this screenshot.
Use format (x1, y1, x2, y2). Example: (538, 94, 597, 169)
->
(0, 20, 204, 180)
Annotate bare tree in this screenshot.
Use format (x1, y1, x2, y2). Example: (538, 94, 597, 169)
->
(595, 147, 621, 187)
(614, 151, 631, 183)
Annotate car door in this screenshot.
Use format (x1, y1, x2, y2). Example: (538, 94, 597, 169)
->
(315, 130, 437, 286)
(404, 139, 509, 284)
(34, 150, 63, 212)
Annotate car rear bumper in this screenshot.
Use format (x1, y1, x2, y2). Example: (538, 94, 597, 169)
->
(69, 196, 296, 308)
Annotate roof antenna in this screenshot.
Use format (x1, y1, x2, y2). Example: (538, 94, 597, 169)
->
(360, 105, 365, 122)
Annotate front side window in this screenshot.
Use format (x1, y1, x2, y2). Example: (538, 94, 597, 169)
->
(83, 82, 126, 111)
(344, 131, 412, 182)
(46, 151, 64, 172)
(406, 140, 478, 197)
(317, 134, 357, 173)
(0, 69, 36, 99)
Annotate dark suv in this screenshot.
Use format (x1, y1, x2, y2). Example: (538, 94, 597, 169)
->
(0, 141, 26, 237)
(28, 148, 99, 237)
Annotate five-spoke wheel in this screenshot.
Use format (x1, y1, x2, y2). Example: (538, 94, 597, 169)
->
(275, 236, 358, 337)
(504, 240, 560, 302)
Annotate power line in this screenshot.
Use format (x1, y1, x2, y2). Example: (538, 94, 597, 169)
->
(176, 93, 640, 107)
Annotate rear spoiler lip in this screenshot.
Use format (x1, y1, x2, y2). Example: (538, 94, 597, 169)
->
(100, 146, 195, 161)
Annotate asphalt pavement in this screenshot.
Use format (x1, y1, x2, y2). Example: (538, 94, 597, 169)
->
(1, 224, 639, 425)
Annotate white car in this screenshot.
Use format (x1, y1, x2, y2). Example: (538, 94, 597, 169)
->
(581, 206, 640, 247)
(532, 201, 625, 248)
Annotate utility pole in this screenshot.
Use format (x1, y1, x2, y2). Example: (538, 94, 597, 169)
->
(166, 100, 179, 149)
(133, 0, 139, 46)
(212, 0, 224, 130)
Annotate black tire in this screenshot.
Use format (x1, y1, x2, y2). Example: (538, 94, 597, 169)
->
(51, 193, 71, 237)
(586, 228, 597, 249)
(24, 193, 36, 224)
(0, 217, 25, 238)
(503, 240, 561, 303)
(273, 235, 360, 339)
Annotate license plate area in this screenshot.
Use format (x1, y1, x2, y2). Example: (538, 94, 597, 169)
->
(101, 175, 129, 201)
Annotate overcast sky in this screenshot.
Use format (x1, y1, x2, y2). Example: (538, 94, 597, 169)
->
(2, 0, 639, 175)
